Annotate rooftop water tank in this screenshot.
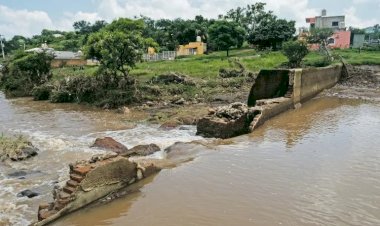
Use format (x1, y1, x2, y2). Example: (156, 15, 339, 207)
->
(322, 9, 327, 16)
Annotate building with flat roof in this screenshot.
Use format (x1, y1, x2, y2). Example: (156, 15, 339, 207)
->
(304, 9, 350, 49)
(306, 9, 345, 31)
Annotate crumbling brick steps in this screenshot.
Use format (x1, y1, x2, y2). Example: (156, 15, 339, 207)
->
(38, 209, 57, 222)
(63, 185, 76, 194)
(73, 165, 92, 176)
(36, 154, 161, 226)
(70, 173, 84, 183)
(66, 180, 79, 188)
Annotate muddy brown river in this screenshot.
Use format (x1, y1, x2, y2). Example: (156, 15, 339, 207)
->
(1, 91, 380, 226)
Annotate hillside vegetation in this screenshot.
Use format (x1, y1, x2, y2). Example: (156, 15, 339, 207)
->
(52, 48, 380, 81)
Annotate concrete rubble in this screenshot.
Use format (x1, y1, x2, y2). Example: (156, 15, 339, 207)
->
(35, 139, 162, 226)
(196, 102, 260, 139)
(197, 64, 344, 139)
(35, 155, 160, 225)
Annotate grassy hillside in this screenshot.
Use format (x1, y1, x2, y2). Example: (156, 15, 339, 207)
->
(52, 48, 380, 81)
(131, 49, 287, 81)
(335, 49, 380, 65)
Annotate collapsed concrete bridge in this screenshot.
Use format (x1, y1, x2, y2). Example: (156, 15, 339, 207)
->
(196, 64, 344, 138)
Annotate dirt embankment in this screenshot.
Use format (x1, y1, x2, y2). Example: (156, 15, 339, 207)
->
(341, 65, 380, 89)
(324, 65, 380, 100)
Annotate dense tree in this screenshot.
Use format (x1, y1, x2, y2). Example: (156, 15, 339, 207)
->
(139, 15, 211, 51)
(282, 41, 309, 68)
(220, 3, 267, 31)
(247, 14, 295, 50)
(85, 18, 157, 77)
(209, 20, 246, 56)
(91, 20, 108, 33)
(221, 3, 295, 50)
(3, 36, 28, 54)
(73, 20, 92, 34)
(0, 51, 53, 96)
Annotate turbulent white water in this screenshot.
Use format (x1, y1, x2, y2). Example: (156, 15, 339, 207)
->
(0, 93, 203, 225)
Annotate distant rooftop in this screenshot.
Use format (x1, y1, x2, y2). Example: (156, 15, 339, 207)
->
(25, 45, 83, 60)
(54, 51, 83, 60)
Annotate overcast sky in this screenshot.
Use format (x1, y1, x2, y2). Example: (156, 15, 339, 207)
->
(0, 0, 379, 39)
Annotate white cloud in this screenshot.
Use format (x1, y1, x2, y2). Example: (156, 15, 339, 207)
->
(0, 5, 102, 39)
(57, 11, 102, 31)
(96, 0, 319, 28)
(97, 0, 193, 20)
(1, 0, 379, 39)
(0, 5, 54, 38)
(352, 0, 371, 4)
(344, 6, 377, 28)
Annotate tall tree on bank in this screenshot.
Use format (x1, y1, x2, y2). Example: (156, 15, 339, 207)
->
(220, 2, 267, 31)
(208, 20, 245, 57)
(140, 16, 211, 51)
(247, 14, 295, 50)
(84, 18, 157, 78)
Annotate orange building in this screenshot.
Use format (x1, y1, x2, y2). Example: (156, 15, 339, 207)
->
(176, 41, 207, 56)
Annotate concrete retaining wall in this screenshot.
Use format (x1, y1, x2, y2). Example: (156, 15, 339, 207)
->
(248, 65, 342, 132)
(197, 65, 343, 139)
(294, 65, 342, 105)
(247, 70, 290, 106)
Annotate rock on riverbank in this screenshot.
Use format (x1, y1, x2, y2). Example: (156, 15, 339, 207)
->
(0, 135, 38, 161)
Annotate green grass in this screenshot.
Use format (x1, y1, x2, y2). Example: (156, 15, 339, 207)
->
(51, 48, 380, 81)
(334, 49, 380, 65)
(131, 49, 287, 81)
(303, 51, 330, 67)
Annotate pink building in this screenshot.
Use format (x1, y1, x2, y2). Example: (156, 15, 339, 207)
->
(305, 10, 351, 50)
(327, 31, 351, 49)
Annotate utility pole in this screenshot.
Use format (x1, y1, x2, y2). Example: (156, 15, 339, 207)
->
(0, 34, 5, 59)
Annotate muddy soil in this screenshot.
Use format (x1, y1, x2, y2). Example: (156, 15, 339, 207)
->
(324, 65, 380, 101)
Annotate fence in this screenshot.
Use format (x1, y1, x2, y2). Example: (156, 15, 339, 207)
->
(143, 51, 176, 62)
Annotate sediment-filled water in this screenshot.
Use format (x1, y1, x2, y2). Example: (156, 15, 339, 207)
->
(1, 92, 380, 226)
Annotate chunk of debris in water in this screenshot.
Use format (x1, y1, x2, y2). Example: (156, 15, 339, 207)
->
(91, 137, 128, 154)
(35, 154, 161, 226)
(17, 189, 39, 198)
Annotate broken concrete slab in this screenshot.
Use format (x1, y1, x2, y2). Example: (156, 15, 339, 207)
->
(34, 154, 161, 226)
(197, 65, 343, 139)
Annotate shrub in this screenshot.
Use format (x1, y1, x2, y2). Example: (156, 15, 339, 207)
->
(95, 90, 135, 108)
(50, 90, 74, 103)
(1, 75, 33, 97)
(48, 73, 142, 108)
(32, 84, 54, 101)
(282, 41, 309, 68)
(0, 51, 53, 97)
